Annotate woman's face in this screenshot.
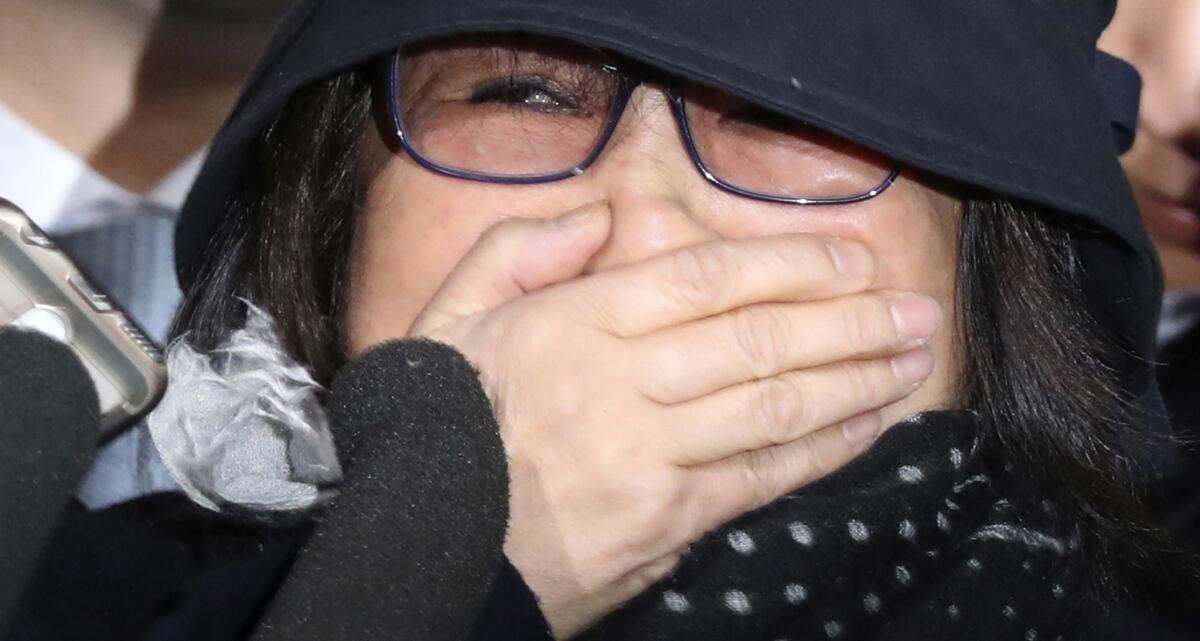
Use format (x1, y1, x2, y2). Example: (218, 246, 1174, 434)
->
(346, 35, 964, 418)
(1099, 0, 1200, 290)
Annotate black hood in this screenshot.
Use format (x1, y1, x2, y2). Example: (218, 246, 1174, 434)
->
(174, 0, 1161, 404)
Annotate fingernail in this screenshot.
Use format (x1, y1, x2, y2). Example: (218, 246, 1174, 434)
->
(889, 294, 941, 342)
(891, 347, 935, 388)
(843, 412, 883, 444)
(826, 239, 875, 279)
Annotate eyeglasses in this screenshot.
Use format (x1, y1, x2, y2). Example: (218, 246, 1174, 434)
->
(381, 36, 900, 206)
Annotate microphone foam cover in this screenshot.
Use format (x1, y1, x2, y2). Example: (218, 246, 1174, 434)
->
(253, 339, 511, 641)
(0, 328, 99, 627)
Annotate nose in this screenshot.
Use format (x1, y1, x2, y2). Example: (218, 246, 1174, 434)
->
(1156, 7, 1200, 160)
(583, 87, 721, 273)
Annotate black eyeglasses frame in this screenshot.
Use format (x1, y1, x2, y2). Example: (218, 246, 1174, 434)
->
(381, 49, 900, 206)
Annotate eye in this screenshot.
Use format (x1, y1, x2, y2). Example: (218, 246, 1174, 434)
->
(469, 76, 579, 112)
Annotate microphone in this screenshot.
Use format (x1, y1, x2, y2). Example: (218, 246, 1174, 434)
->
(251, 339, 511, 641)
(0, 327, 99, 631)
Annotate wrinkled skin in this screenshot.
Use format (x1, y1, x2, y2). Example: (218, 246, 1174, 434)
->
(345, 37, 963, 639)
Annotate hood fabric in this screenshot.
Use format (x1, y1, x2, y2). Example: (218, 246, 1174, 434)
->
(174, 0, 1161, 408)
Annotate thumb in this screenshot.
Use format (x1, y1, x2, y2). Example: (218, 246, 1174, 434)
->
(411, 202, 611, 332)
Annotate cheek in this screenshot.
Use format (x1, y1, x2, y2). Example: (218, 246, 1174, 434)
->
(742, 181, 964, 406)
(345, 166, 490, 353)
(862, 200, 960, 302)
(738, 181, 961, 302)
(344, 160, 605, 354)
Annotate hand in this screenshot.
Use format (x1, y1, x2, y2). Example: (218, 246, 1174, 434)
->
(408, 203, 940, 638)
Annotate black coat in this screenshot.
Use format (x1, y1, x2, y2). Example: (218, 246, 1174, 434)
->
(5, 494, 553, 641)
(4, 342, 554, 641)
(9, 423, 1198, 641)
(7, 335, 1199, 641)
(1152, 318, 1200, 554)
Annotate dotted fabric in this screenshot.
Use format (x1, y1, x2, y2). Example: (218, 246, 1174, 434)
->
(582, 412, 1080, 641)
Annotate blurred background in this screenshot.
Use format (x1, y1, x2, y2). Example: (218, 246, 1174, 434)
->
(0, 0, 292, 509)
(1100, 0, 1200, 540)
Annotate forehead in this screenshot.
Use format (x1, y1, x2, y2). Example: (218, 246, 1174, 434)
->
(397, 32, 758, 111)
(401, 32, 635, 74)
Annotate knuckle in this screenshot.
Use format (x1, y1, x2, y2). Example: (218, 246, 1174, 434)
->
(639, 497, 681, 540)
(799, 434, 837, 482)
(476, 219, 517, 252)
(475, 218, 539, 258)
(640, 346, 695, 404)
(618, 474, 691, 546)
(638, 371, 678, 406)
(573, 286, 624, 334)
(675, 486, 710, 541)
(844, 359, 886, 406)
(749, 379, 807, 446)
(739, 447, 786, 510)
(493, 309, 537, 350)
(667, 243, 738, 313)
(731, 306, 791, 379)
(593, 422, 645, 465)
(840, 294, 893, 349)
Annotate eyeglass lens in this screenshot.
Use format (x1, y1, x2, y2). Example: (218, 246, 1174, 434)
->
(395, 35, 895, 200)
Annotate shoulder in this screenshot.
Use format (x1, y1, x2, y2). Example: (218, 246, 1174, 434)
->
(8, 493, 307, 641)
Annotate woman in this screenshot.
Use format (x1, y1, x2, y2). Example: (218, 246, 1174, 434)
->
(137, 0, 1196, 639)
(1101, 0, 1200, 548)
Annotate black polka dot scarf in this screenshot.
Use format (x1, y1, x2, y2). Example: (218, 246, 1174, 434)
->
(581, 411, 1083, 641)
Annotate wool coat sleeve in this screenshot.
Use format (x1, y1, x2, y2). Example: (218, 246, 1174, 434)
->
(5, 340, 554, 641)
(5, 495, 554, 641)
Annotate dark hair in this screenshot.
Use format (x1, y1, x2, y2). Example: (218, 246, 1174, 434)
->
(174, 72, 370, 380)
(174, 69, 1190, 605)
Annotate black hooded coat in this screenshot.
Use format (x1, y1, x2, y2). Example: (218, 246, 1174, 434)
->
(175, 0, 1162, 389)
(6, 1, 1194, 641)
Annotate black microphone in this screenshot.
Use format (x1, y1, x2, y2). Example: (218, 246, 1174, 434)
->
(251, 339, 511, 641)
(0, 327, 99, 631)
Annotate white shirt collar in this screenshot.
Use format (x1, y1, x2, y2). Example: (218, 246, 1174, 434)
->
(0, 100, 204, 233)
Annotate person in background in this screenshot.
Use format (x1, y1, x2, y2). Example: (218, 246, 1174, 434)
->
(1100, 0, 1200, 538)
(7, 2, 1198, 640)
(0, 0, 290, 508)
